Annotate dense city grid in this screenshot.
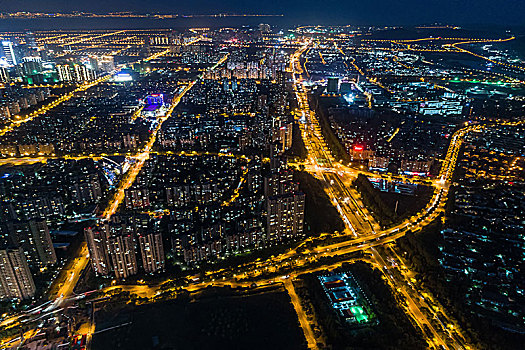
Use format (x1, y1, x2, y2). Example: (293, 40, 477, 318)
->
(0, 18, 524, 350)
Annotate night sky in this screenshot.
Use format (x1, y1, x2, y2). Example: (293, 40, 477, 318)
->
(1, 0, 525, 26)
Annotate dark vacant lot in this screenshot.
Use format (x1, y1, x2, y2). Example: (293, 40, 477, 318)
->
(92, 288, 306, 350)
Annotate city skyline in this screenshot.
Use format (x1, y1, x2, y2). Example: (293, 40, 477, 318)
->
(0, 1, 524, 26)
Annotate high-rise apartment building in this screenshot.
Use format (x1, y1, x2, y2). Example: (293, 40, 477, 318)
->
(0, 105, 10, 123)
(0, 247, 35, 300)
(1, 41, 17, 66)
(6, 219, 56, 267)
(263, 169, 297, 198)
(73, 64, 96, 82)
(137, 230, 165, 274)
(327, 77, 339, 94)
(0, 67, 9, 83)
(56, 64, 73, 82)
(84, 224, 110, 276)
(267, 192, 305, 242)
(28, 219, 56, 266)
(85, 216, 166, 278)
(271, 118, 293, 153)
(107, 222, 138, 280)
(124, 188, 150, 209)
(70, 174, 102, 206)
(22, 57, 42, 76)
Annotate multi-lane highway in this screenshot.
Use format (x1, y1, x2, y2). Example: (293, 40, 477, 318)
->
(4, 35, 523, 350)
(69, 38, 523, 350)
(287, 38, 524, 348)
(0, 43, 217, 349)
(289, 41, 472, 349)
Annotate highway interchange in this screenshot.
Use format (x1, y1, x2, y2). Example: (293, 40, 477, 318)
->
(1, 32, 524, 350)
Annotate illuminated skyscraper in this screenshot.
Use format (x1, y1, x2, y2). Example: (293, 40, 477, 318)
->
(1, 41, 17, 66)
